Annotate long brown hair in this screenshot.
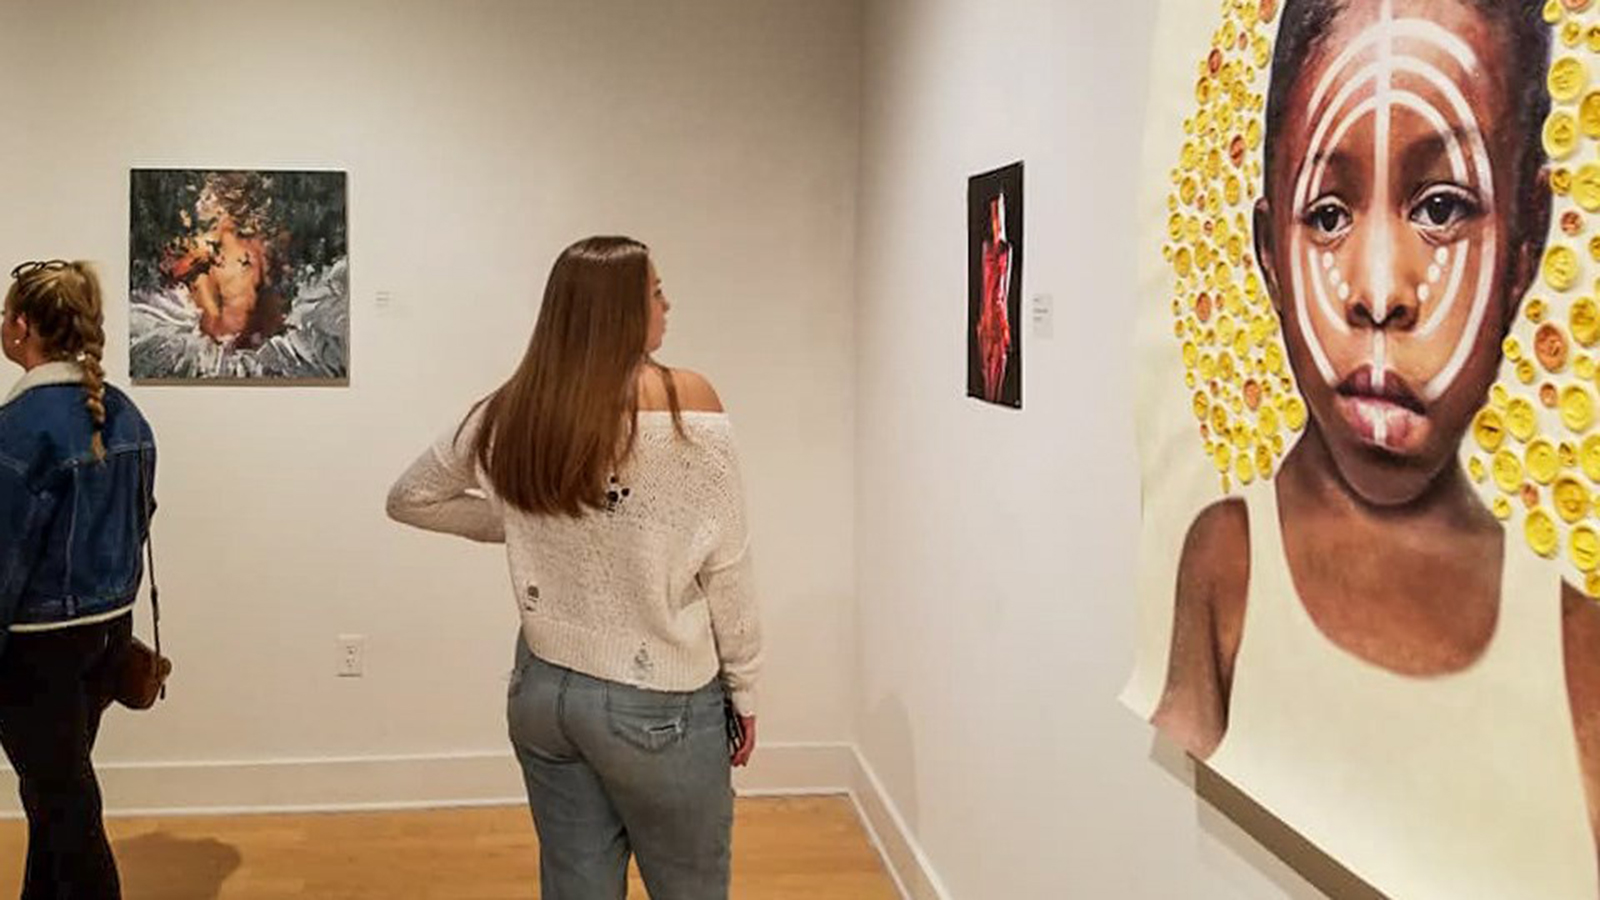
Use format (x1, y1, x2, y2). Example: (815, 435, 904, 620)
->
(472, 237, 683, 516)
(6, 261, 109, 459)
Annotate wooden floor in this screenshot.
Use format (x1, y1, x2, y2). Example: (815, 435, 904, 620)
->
(0, 796, 898, 899)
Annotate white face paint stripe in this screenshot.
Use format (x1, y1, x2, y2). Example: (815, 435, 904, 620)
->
(1290, 61, 1360, 387)
(1416, 243, 1467, 339)
(1295, 16, 1481, 206)
(1312, 95, 1377, 200)
(1389, 19, 1479, 71)
(1361, 89, 1470, 341)
(1294, 88, 1379, 348)
(1305, 56, 1483, 342)
(1294, 4, 1395, 386)
(1312, 93, 1467, 204)
(1387, 53, 1497, 400)
(1309, 242, 1351, 333)
(1296, 65, 1382, 213)
(1304, 17, 1481, 121)
(1374, 331, 1387, 390)
(1290, 246, 1341, 385)
(1389, 57, 1494, 205)
(1369, 0, 1395, 324)
(1424, 223, 1498, 402)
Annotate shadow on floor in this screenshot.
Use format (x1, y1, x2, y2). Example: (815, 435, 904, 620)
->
(114, 830, 242, 900)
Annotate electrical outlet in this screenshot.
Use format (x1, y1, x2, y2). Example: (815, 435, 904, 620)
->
(337, 635, 365, 677)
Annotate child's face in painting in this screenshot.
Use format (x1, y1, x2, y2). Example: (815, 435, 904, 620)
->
(1256, 0, 1547, 506)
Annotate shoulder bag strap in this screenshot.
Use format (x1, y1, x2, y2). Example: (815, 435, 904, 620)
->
(136, 443, 162, 666)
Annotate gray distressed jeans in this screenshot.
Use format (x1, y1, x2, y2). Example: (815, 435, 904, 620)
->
(507, 632, 734, 899)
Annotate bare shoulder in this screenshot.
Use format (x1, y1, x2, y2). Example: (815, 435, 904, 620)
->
(1561, 582, 1600, 844)
(638, 366, 724, 413)
(1178, 498, 1251, 686)
(1180, 499, 1250, 625)
(1151, 497, 1251, 758)
(1182, 498, 1248, 560)
(1564, 583, 1600, 730)
(1565, 583, 1600, 700)
(668, 368, 724, 413)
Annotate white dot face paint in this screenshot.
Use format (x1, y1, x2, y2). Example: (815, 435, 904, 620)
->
(1278, 0, 1509, 461)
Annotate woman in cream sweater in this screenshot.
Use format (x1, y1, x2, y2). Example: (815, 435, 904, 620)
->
(388, 237, 761, 900)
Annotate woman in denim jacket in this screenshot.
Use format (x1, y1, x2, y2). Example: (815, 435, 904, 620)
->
(0, 260, 156, 899)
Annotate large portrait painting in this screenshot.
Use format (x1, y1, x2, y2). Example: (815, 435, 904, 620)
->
(129, 169, 349, 382)
(1124, 2, 1600, 897)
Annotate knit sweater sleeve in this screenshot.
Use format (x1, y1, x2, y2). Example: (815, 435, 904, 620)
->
(386, 414, 505, 545)
(702, 434, 762, 716)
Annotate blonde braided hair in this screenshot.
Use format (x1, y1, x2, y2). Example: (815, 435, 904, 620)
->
(5, 261, 108, 459)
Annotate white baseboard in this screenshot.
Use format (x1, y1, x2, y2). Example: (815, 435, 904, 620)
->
(734, 741, 858, 796)
(847, 748, 953, 900)
(0, 743, 855, 819)
(41, 752, 524, 819)
(0, 742, 947, 900)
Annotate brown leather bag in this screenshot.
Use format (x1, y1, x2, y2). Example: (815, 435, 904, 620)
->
(110, 446, 170, 710)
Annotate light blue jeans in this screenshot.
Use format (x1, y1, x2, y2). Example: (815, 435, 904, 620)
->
(507, 633, 733, 900)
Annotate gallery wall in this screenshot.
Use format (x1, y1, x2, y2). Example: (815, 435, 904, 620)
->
(854, 1, 1334, 897)
(0, 0, 860, 807)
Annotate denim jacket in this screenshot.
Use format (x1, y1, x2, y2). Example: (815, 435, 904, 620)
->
(0, 362, 156, 644)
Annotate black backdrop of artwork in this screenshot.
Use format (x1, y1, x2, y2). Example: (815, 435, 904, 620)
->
(967, 162, 1023, 409)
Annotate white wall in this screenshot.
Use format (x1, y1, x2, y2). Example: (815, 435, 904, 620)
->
(0, 0, 859, 805)
(854, 1, 1335, 897)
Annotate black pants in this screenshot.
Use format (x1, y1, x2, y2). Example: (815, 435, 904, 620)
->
(0, 615, 130, 900)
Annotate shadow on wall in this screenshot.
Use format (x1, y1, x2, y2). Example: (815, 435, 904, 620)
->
(115, 830, 242, 900)
(1149, 737, 1388, 900)
(866, 694, 920, 831)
